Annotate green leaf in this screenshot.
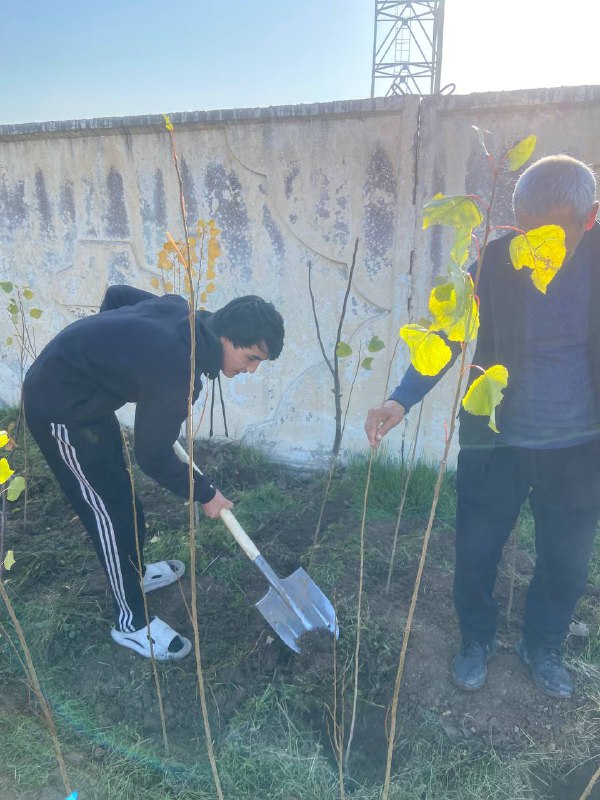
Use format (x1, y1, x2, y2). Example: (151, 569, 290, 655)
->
(7, 301, 18, 315)
(336, 341, 353, 358)
(506, 135, 536, 172)
(7, 476, 25, 501)
(399, 324, 452, 376)
(361, 357, 374, 371)
(2, 549, 15, 571)
(0, 282, 13, 293)
(462, 365, 509, 433)
(450, 227, 473, 267)
(29, 308, 43, 319)
(423, 194, 483, 231)
(367, 335, 385, 353)
(509, 224, 566, 294)
(23, 288, 33, 299)
(6, 337, 12, 345)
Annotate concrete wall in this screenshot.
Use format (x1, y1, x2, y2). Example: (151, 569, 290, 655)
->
(1, 87, 599, 467)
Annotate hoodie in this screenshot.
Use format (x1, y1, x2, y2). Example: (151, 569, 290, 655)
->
(23, 285, 222, 503)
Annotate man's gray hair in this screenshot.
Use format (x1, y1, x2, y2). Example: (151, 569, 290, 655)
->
(513, 154, 597, 223)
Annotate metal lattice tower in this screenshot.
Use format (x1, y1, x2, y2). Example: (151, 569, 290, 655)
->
(371, 1, 446, 97)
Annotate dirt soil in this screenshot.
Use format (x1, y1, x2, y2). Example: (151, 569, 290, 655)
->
(4, 441, 600, 799)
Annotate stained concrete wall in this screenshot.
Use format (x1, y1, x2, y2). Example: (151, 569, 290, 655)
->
(1, 87, 599, 467)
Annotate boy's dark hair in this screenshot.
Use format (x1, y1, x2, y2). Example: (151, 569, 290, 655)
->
(209, 295, 284, 359)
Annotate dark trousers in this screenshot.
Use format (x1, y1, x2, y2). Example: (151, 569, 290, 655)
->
(454, 438, 600, 649)
(25, 406, 147, 632)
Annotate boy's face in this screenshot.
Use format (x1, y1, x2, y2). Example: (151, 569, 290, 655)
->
(220, 338, 269, 378)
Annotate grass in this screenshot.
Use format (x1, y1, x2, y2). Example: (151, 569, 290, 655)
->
(3, 430, 600, 800)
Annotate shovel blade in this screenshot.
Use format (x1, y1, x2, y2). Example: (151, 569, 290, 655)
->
(255, 567, 338, 653)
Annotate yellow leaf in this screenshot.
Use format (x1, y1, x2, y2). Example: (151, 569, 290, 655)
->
(0, 432, 8, 448)
(462, 365, 509, 433)
(3, 550, 15, 571)
(509, 225, 566, 293)
(23, 288, 33, 299)
(506, 135, 536, 172)
(0, 458, 14, 485)
(165, 281, 173, 293)
(206, 283, 216, 293)
(200, 292, 207, 303)
(150, 277, 159, 289)
(6, 337, 12, 345)
(399, 324, 452, 376)
(29, 308, 43, 319)
(163, 113, 174, 131)
(429, 279, 479, 342)
(423, 194, 483, 231)
(206, 268, 216, 280)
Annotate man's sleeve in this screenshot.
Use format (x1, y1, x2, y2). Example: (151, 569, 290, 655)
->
(133, 385, 217, 504)
(99, 285, 157, 313)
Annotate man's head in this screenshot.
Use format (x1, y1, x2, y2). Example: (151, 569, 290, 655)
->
(512, 155, 599, 259)
(209, 295, 284, 378)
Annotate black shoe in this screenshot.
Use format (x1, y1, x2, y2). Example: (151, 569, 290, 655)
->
(514, 638, 573, 699)
(451, 639, 498, 690)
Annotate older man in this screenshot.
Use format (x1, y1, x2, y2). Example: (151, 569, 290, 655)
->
(365, 155, 600, 698)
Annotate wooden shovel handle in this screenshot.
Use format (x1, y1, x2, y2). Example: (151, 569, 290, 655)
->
(172, 440, 260, 562)
(219, 509, 260, 562)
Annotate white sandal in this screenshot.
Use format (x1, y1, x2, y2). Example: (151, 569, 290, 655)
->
(111, 617, 192, 660)
(142, 560, 185, 593)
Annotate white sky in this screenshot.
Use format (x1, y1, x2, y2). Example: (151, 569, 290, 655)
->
(0, 0, 598, 125)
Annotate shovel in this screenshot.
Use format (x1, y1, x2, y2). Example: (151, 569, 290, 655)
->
(173, 441, 339, 653)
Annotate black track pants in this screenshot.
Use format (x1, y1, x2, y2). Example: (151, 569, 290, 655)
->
(24, 407, 147, 632)
(454, 438, 600, 649)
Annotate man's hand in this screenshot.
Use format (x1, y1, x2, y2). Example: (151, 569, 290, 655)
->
(364, 400, 406, 449)
(201, 490, 233, 519)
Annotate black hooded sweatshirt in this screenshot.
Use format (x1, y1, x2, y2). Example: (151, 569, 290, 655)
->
(23, 285, 221, 503)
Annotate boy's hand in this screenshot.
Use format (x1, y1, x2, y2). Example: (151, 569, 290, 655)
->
(364, 400, 406, 449)
(202, 490, 234, 519)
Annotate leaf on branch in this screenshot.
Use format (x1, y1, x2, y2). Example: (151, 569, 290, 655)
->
(164, 281, 173, 293)
(399, 324, 452, 376)
(0, 432, 8, 448)
(451, 227, 473, 267)
(7, 301, 18, 315)
(23, 288, 33, 299)
(429, 277, 479, 342)
(0, 458, 14, 485)
(336, 341, 353, 358)
(506, 135, 536, 172)
(2, 549, 15, 571)
(509, 225, 566, 293)
(150, 277, 159, 289)
(0, 282, 13, 293)
(163, 114, 174, 132)
(29, 308, 43, 319)
(7, 476, 25, 501)
(361, 357, 374, 371)
(423, 194, 483, 231)
(462, 364, 509, 433)
(367, 335, 385, 353)
(6, 337, 12, 345)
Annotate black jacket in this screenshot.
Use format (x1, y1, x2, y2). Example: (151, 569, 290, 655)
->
(459, 222, 600, 451)
(23, 285, 222, 503)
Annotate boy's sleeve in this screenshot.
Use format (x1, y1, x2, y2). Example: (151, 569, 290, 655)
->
(99, 285, 157, 312)
(133, 384, 217, 504)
